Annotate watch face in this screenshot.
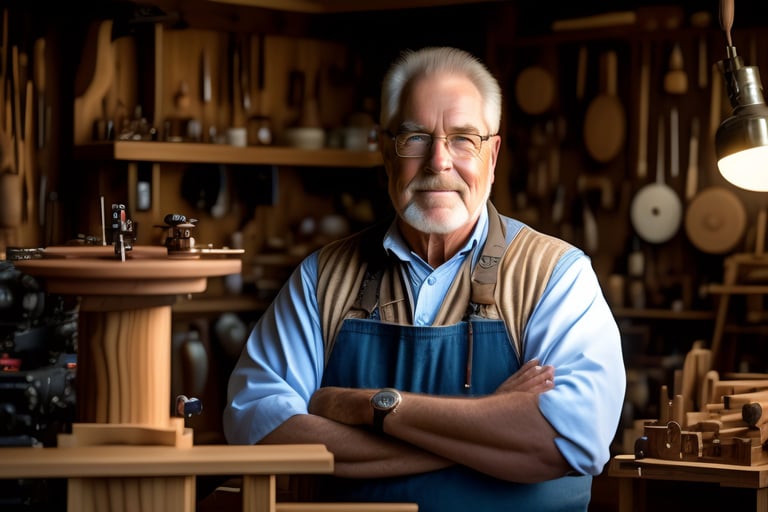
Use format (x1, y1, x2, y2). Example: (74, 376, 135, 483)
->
(373, 389, 400, 410)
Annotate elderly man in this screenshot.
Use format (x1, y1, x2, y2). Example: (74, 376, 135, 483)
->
(224, 46, 625, 511)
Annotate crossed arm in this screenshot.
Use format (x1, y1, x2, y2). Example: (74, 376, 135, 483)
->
(260, 359, 572, 483)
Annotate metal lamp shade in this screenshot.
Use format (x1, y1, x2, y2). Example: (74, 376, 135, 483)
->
(716, 65, 768, 191)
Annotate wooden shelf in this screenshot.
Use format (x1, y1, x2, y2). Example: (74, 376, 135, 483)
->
(722, 324, 768, 336)
(708, 284, 768, 295)
(208, 0, 494, 13)
(173, 294, 270, 314)
(74, 141, 384, 168)
(613, 308, 714, 321)
(0, 444, 333, 479)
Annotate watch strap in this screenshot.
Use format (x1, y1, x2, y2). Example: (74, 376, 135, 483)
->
(372, 408, 387, 433)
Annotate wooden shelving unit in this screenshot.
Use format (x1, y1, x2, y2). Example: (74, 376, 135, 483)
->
(74, 141, 384, 168)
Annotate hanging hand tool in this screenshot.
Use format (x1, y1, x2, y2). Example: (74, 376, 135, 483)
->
(630, 115, 683, 244)
(637, 42, 650, 179)
(583, 50, 626, 163)
(670, 107, 679, 178)
(34, 38, 45, 150)
(664, 43, 688, 95)
(685, 117, 699, 201)
(240, 34, 251, 114)
(0, 8, 7, 125)
(24, 79, 34, 224)
(201, 48, 211, 105)
(34, 38, 48, 227)
(228, 32, 240, 127)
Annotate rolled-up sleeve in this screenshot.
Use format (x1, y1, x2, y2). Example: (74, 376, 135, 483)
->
(223, 252, 324, 445)
(526, 249, 626, 475)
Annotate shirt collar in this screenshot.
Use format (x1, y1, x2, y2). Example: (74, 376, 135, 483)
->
(382, 205, 489, 267)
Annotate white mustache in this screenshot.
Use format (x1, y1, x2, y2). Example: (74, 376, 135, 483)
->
(408, 176, 466, 194)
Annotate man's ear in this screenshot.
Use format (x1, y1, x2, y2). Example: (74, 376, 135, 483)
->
(489, 134, 502, 170)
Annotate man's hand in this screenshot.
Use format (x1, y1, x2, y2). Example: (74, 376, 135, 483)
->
(494, 359, 554, 394)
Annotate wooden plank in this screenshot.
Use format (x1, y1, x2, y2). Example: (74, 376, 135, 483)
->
(0, 444, 333, 479)
(608, 455, 768, 488)
(277, 504, 418, 511)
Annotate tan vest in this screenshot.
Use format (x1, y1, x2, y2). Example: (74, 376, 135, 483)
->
(316, 204, 571, 364)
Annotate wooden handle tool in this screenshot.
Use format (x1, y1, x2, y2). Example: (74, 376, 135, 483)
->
(0, 8, 7, 123)
(12, 46, 22, 176)
(663, 43, 688, 94)
(34, 38, 46, 149)
(637, 42, 650, 179)
(685, 117, 699, 200)
(24, 80, 34, 223)
(669, 107, 679, 178)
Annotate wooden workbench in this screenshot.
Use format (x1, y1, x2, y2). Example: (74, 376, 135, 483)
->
(0, 444, 334, 512)
(608, 454, 768, 511)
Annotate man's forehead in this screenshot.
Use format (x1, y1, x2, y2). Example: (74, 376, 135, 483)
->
(396, 76, 485, 128)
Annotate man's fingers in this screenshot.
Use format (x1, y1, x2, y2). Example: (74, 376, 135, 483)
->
(496, 361, 555, 393)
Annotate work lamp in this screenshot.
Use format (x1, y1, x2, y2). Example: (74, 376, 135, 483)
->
(715, 0, 768, 191)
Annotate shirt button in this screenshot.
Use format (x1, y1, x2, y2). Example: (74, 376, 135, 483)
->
(427, 276, 436, 285)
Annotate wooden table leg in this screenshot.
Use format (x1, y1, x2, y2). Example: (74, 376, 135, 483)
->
(242, 474, 277, 512)
(67, 477, 194, 512)
(756, 487, 768, 511)
(617, 478, 633, 512)
(617, 477, 648, 512)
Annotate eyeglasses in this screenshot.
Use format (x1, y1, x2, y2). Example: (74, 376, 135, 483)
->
(390, 132, 495, 158)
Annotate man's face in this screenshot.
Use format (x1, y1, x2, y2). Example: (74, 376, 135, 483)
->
(382, 72, 500, 235)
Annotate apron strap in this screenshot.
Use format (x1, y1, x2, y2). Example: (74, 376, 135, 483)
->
(470, 202, 507, 306)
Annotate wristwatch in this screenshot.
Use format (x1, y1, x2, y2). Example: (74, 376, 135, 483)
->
(370, 388, 401, 433)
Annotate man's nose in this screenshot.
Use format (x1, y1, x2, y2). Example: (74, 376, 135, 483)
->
(426, 137, 452, 172)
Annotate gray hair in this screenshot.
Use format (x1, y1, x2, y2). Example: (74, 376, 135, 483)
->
(379, 46, 502, 135)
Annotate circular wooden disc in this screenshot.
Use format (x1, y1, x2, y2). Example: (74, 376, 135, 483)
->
(685, 187, 747, 254)
(514, 66, 555, 115)
(14, 246, 242, 296)
(630, 183, 682, 244)
(583, 95, 626, 162)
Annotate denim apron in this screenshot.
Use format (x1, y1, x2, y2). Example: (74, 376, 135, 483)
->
(317, 215, 592, 511)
